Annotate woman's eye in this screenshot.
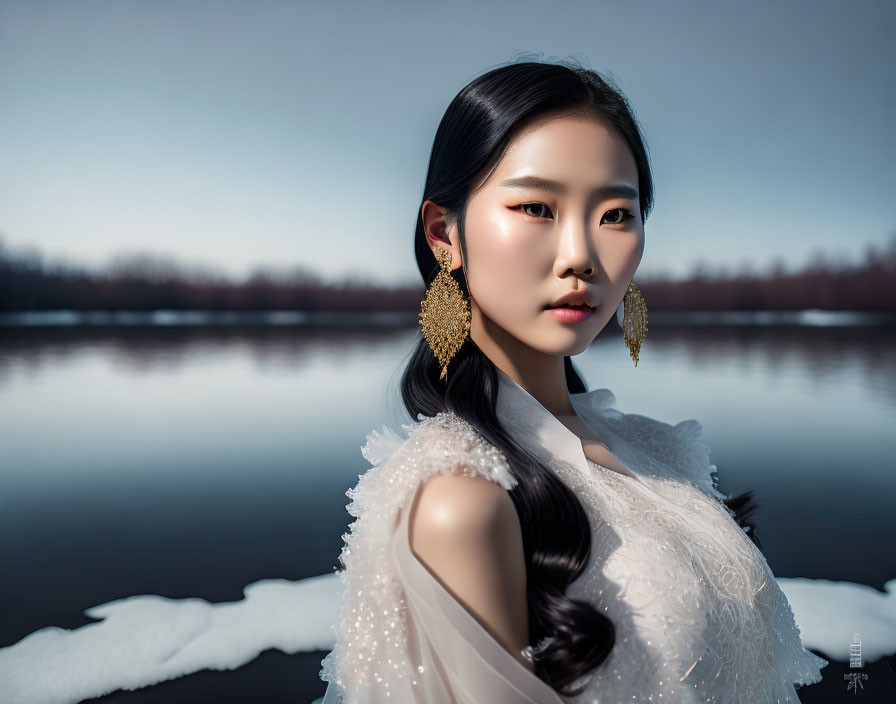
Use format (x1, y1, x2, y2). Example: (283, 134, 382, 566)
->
(511, 203, 554, 220)
(511, 204, 635, 225)
(602, 208, 635, 226)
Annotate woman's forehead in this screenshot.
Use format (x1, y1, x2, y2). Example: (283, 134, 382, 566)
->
(487, 120, 638, 195)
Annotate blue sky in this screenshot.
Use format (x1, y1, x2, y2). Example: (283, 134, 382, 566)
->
(0, 0, 893, 286)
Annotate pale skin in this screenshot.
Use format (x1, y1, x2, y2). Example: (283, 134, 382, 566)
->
(408, 113, 645, 674)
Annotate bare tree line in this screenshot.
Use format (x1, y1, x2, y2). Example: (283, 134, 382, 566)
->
(1, 233, 894, 313)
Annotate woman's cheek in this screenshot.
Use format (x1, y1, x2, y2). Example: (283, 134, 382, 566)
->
(471, 225, 542, 309)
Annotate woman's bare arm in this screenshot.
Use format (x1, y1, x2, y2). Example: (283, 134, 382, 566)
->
(409, 470, 533, 673)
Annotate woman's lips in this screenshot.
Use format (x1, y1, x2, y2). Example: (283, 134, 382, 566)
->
(546, 304, 594, 324)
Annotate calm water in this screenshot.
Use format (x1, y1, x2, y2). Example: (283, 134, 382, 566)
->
(1, 323, 894, 703)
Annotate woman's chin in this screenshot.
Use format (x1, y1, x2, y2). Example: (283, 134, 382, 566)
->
(528, 327, 595, 357)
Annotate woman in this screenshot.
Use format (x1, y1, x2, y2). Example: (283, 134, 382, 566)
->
(319, 57, 828, 703)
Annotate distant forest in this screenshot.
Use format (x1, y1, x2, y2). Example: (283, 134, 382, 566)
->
(1, 233, 895, 313)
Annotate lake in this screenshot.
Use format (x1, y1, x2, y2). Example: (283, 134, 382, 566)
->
(1, 318, 894, 703)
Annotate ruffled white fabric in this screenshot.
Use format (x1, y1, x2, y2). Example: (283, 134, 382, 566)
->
(320, 379, 828, 703)
(568, 387, 728, 503)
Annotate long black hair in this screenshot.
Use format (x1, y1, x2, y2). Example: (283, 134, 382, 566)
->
(400, 56, 761, 697)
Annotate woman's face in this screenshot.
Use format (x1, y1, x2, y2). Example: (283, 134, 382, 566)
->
(461, 114, 645, 358)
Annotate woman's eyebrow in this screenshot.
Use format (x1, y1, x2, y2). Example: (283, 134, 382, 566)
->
(499, 175, 638, 201)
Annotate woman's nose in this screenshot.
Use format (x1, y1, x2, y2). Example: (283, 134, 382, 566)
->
(554, 224, 595, 278)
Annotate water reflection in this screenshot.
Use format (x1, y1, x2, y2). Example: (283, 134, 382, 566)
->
(1, 322, 894, 502)
(0, 322, 894, 699)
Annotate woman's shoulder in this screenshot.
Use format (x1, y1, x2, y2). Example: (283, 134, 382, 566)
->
(411, 466, 517, 539)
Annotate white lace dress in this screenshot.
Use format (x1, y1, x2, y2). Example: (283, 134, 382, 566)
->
(319, 374, 828, 703)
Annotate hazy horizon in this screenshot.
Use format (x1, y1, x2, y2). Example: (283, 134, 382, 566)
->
(1, 0, 893, 287)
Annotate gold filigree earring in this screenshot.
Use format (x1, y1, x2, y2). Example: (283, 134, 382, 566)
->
(418, 247, 471, 381)
(616, 280, 648, 367)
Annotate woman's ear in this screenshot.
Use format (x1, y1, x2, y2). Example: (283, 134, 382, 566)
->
(421, 200, 459, 266)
